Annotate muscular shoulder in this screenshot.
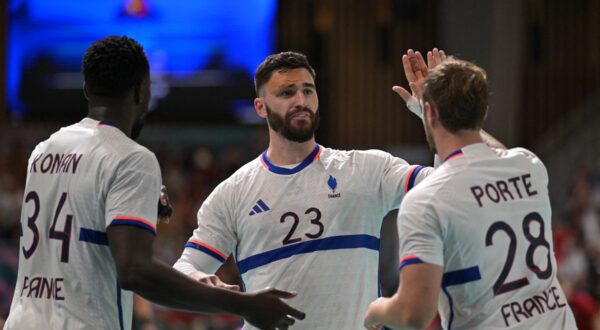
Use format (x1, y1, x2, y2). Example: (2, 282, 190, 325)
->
(496, 147, 542, 162)
(494, 146, 548, 178)
(208, 157, 263, 197)
(320, 147, 409, 168)
(402, 170, 447, 210)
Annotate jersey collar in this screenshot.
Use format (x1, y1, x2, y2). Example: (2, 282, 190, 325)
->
(260, 144, 322, 175)
(444, 149, 464, 162)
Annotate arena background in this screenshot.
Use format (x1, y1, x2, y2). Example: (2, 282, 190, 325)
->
(1, 0, 599, 329)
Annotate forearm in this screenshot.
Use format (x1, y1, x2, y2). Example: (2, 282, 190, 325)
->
(123, 257, 247, 315)
(480, 129, 506, 149)
(173, 258, 208, 277)
(378, 296, 422, 330)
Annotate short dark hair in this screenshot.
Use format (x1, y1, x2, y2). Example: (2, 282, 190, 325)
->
(82, 36, 150, 98)
(422, 57, 488, 132)
(254, 51, 316, 95)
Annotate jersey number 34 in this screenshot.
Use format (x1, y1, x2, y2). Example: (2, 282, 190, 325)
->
(21, 191, 73, 263)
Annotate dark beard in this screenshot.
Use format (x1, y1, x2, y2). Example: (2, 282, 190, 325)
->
(266, 105, 319, 143)
(424, 127, 437, 154)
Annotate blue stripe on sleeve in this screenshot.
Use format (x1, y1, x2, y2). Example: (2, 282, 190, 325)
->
(185, 241, 227, 263)
(442, 266, 482, 287)
(109, 220, 156, 236)
(398, 257, 424, 271)
(79, 228, 109, 246)
(406, 165, 425, 192)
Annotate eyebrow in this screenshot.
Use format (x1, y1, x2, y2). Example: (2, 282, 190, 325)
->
(278, 82, 316, 91)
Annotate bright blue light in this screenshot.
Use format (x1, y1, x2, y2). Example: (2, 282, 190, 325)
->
(7, 0, 276, 116)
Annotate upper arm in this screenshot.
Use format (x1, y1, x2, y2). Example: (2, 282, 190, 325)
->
(371, 150, 432, 211)
(105, 150, 162, 233)
(359, 150, 430, 211)
(177, 182, 238, 274)
(393, 192, 444, 326)
(108, 225, 155, 278)
(397, 191, 444, 268)
(397, 262, 442, 318)
(104, 151, 162, 277)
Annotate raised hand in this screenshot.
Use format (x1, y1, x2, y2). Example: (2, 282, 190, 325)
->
(242, 288, 306, 330)
(393, 48, 446, 118)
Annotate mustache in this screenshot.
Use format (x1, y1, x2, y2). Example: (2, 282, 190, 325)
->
(286, 107, 314, 119)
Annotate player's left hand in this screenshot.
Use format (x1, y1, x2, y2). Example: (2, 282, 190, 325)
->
(363, 297, 388, 330)
(157, 185, 173, 224)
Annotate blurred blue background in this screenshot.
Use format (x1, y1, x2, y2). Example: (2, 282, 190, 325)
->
(7, 0, 276, 122)
(1, 1, 600, 329)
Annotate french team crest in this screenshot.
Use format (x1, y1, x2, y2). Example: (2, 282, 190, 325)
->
(328, 175, 341, 198)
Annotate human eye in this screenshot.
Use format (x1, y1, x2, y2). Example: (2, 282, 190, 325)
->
(279, 89, 295, 97)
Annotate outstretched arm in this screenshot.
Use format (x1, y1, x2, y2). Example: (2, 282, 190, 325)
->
(108, 226, 304, 329)
(364, 263, 442, 330)
(395, 48, 505, 149)
(394, 48, 446, 118)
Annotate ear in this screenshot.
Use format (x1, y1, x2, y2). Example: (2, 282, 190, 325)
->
(82, 82, 90, 100)
(133, 81, 142, 104)
(423, 101, 439, 128)
(254, 97, 267, 118)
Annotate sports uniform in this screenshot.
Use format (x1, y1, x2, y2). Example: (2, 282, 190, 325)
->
(174, 144, 431, 329)
(398, 143, 577, 329)
(5, 118, 162, 330)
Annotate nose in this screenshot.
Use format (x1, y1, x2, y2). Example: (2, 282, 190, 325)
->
(292, 90, 306, 108)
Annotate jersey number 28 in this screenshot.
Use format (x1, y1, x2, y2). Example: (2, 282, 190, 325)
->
(485, 211, 552, 296)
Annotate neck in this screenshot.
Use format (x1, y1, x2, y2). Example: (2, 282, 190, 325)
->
(87, 103, 133, 137)
(265, 129, 317, 165)
(434, 129, 483, 162)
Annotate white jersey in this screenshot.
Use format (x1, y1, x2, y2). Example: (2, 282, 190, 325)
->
(5, 118, 162, 330)
(174, 144, 432, 329)
(398, 143, 577, 330)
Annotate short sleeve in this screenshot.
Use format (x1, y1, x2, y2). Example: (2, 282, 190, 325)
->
(397, 191, 444, 270)
(363, 150, 433, 211)
(105, 150, 162, 235)
(179, 181, 237, 274)
(508, 147, 549, 187)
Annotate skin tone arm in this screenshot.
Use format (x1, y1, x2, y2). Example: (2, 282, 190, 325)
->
(107, 226, 305, 329)
(395, 49, 506, 150)
(363, 263, 443, 330)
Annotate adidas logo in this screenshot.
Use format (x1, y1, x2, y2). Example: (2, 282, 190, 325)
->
(249, 199, 270, 216)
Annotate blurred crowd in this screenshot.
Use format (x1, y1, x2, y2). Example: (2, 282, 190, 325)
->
(0, 130, 599, 329)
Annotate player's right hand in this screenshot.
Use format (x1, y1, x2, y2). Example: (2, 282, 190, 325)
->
(157, 185, 173, 224)
(241, 288, 305, 330)
(393, 48, 446, 119)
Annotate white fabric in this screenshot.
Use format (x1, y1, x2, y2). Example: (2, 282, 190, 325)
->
(398, 143, 577, 329)
(174, 146, 432, 329)
(5, 118, 162, 330)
